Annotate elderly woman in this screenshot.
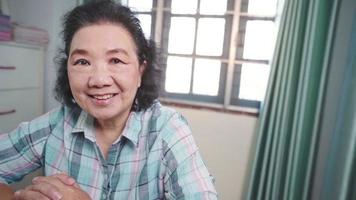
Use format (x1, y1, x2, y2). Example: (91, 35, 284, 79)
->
(0, 1, 217, 199)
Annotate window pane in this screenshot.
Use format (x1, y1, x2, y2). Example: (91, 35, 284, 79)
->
(196, 18, 225, 56)
(193, 59, 221, 96)
(239, 63, 270, 101)
(243, 20, 276, 60)
(171, 0, 198, 14)
(127, 0, 152, 12)
(200, 0, 227, 15)
(168, 17, 196, 54)
(247, 0, 278, 15)
(137, 14, 151, 38)
(165, 56, 192, 94)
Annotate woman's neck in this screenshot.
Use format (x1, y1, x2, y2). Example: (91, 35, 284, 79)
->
(94, 112, 130, 158)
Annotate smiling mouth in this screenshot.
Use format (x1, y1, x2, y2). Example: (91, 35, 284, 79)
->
(90, 94, 117, 100)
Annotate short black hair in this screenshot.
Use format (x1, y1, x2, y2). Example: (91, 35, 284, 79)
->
(54, 0, 161, 111)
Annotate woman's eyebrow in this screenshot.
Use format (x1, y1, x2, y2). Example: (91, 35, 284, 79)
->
(70, 49, 88, 57)
(107, 48, 129, 56)
(69, 48, 129, 57)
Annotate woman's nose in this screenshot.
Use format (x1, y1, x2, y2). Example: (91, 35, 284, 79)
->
(88, 66, 113, 88)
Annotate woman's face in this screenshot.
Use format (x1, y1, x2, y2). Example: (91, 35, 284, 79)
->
(67, 23, 144, 123)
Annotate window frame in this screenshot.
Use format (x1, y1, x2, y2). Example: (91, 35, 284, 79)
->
(126, 0, 279, 113)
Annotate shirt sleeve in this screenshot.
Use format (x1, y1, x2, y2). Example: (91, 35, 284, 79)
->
(0, 113, 51, 184)
(161, 113, 218, 200)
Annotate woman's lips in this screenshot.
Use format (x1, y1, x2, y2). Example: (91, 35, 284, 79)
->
(89, 93, 118, 106)
(92, 94, 114, 100)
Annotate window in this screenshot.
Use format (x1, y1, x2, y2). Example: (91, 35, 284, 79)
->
(124, 0, 280, 112)
(124, 0, 154, 38)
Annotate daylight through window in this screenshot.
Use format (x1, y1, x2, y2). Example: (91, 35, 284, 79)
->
(125, 0, 280, 111)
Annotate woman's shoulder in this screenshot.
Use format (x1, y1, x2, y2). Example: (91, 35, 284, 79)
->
(20, 106, 61, 133)
(145, 101, 187, 126)
(143, 102, 197, 161)
(142, 101, 191, 140)
(28, 105, 79, 132)
(5, 106, 67, 144)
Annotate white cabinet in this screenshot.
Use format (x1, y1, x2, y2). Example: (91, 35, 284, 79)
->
(0, 42, 45, 190)
(0, 42, 44, 133)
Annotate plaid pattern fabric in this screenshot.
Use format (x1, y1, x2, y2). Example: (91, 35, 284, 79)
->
(0, 101, 217, 199)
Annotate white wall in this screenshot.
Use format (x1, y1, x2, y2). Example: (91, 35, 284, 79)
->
(171, 106, 257, 200)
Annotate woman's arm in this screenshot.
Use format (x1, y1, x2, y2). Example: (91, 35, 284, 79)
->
(0, 111, 53, 184)
(0, 183, 14, 200)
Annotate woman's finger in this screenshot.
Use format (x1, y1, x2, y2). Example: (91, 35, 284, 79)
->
(26, 180, 63, 200)
(13, 189, 51, 200)
(52, 173, 79, 188)
(33, 173, 80, 189)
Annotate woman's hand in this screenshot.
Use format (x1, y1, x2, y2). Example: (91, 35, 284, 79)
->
(12, 173, 91, 200)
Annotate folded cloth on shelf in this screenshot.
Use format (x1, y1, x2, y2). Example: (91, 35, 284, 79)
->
(13, 24, 49, 46)
(0, 14, 11, 41)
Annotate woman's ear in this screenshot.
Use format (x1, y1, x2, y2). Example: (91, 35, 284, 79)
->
(138, 61, 147, 87)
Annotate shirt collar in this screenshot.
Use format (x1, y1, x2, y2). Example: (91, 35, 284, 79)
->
(120, 111, 142, 147)
(71, 110, 96, 142)
(70, 109, 142, 147)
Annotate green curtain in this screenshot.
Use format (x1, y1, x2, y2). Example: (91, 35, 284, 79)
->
(245, 0, 340, 199)
(321, 12, 356, 200)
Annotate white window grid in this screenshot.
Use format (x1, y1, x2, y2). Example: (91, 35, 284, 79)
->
(125, 0, 279, 113)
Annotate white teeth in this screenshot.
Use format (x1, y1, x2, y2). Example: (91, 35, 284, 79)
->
(93, 94, 114, 100)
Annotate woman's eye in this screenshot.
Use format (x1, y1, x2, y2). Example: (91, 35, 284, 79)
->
(110, 58, 123, 64)
(74, 59, 90, 66)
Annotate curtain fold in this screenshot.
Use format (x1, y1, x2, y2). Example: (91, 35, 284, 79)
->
(245, 0, 340, 199)
(321, 12, 356, 200)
